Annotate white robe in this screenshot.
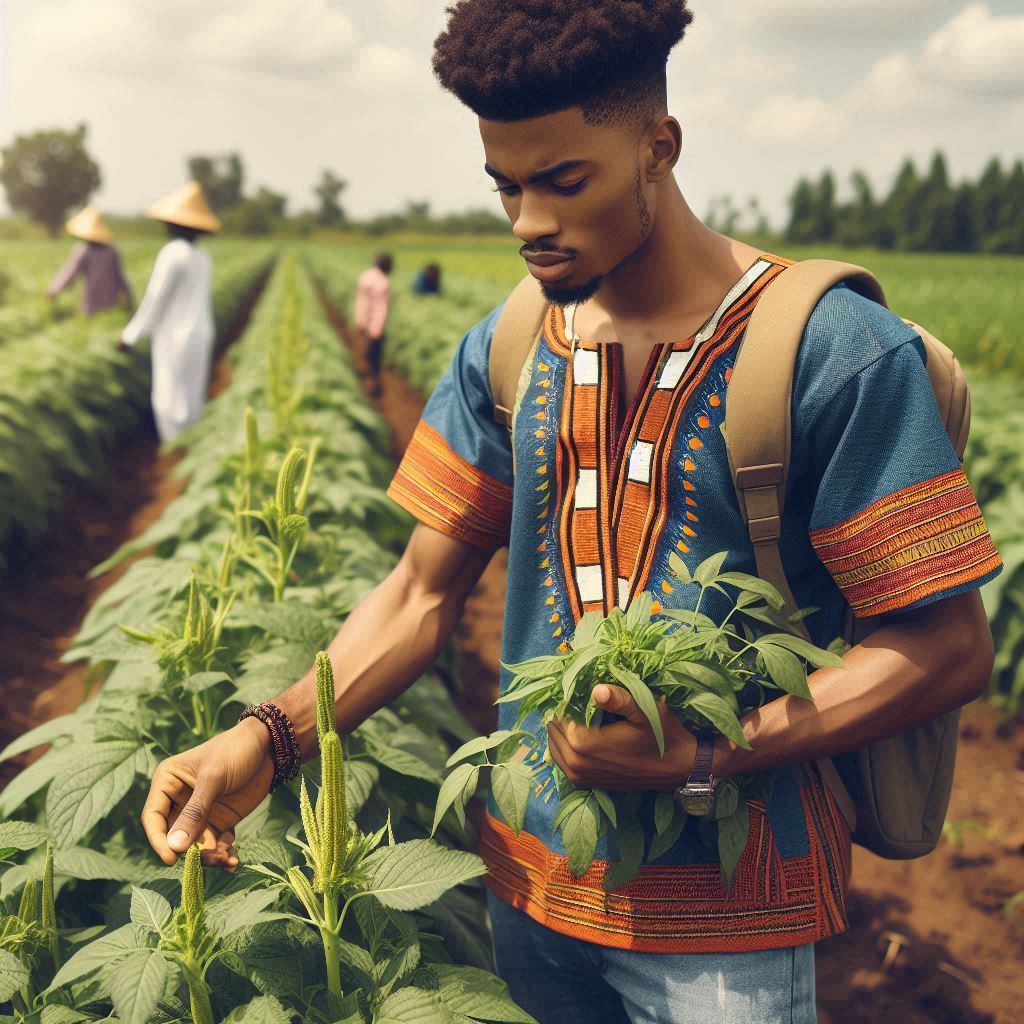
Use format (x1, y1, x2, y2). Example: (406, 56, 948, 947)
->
(123, 238, 214, 442)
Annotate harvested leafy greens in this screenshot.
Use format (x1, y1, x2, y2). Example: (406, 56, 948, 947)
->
(434, 551, 846, 890)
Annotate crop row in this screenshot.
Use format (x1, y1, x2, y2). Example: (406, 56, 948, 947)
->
(0, 246, 275, 574)
(0, 252, 533, 1023)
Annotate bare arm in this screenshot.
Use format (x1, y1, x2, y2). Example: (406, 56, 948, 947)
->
(275, 523, 494, 756)
(142, 523, 494, 864)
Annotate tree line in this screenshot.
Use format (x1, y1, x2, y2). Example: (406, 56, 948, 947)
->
(785, 153, 1024, 254)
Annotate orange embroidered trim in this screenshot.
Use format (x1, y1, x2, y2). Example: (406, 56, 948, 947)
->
(809, 468, 1001, 616)
(387, 421, 512, 549)
(479, 770, 850, 954)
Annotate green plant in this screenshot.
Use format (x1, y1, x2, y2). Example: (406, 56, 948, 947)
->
(435, 552, 845, 888)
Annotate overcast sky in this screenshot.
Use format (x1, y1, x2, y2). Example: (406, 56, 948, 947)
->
(1, 1, 1022, 229)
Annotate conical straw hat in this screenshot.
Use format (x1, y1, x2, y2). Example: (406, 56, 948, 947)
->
(147, 181, 221, 233)
(65, 205, 112, 244)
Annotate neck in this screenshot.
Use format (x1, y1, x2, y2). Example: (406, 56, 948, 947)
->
(594, 177, 753, 326)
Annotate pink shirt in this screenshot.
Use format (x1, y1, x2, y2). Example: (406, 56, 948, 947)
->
(354, 266, 391, 339)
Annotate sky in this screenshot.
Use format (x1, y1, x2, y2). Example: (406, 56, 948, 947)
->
(1, 0, 1023, 230)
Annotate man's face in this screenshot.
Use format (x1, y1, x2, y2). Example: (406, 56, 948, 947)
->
(479, 106, 652, 306)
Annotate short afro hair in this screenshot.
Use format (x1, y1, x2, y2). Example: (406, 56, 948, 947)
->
(432, 0, 695, 126)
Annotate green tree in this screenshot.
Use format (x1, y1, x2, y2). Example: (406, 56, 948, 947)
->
(905, 152, 956, 251)
(836, 170, 879, 247)
(879, 158, 920, 249)
(784, 177, 818, 243)
(221, 187, 287, 235)
(186, 153, 245, 211)
(313, 169, 347, 227)
(972, 157, 1004, 246)
(0, 124, 101, 236)
(984, 159, 1024, 253)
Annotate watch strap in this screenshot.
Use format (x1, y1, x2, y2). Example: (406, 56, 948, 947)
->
(686, 734, 715, 786)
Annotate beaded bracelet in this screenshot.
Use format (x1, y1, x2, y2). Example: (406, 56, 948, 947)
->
(239, 701, 302, 792)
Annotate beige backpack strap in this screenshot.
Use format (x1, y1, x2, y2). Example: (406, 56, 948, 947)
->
(726, 259, 886, 833)
(726, 259, 886, 627)
(489, 274, 548, 429)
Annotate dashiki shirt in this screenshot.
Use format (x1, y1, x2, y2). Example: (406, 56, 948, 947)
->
(387, 253, 1002, 953)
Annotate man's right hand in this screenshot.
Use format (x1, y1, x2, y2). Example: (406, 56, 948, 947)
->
(142, 718, 276, 870)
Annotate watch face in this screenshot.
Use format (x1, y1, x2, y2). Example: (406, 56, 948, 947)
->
(675, 784, 717, 818)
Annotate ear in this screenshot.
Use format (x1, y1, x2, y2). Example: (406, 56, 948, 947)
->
(644, 116, 682, 182)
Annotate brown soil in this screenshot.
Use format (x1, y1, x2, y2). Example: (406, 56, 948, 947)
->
(316, 290, 1024, 1024)
(0, 274, 268, 783)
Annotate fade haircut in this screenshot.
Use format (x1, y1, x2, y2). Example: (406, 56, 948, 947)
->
(432, 0, 694, 131)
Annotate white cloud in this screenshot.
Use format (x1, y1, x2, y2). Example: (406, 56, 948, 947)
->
(27, 0, 356, 81)
(745, 94, 847, 144)
(347, 44, 423, 93)
(746, 0, 950, 35)
(919, 3, 1024, 96)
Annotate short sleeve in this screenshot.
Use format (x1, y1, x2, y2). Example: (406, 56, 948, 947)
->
(387, 309, 514, 549)
(798, 298, 1002, 619)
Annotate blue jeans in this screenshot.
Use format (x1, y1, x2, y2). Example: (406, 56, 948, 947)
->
(487, 891, 816, 1024)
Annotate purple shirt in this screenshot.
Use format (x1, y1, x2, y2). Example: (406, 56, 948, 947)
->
(48, 243, 132, 315)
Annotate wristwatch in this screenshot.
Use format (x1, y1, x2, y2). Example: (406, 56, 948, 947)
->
(673, 734, 718, 816)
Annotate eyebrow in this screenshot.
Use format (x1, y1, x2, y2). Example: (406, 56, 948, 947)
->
(484, 159, 589, 185)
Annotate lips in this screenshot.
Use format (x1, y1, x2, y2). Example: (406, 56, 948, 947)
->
(523, 252, 575, 283)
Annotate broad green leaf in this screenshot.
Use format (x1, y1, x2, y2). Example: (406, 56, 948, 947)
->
(601, 816, 644, 893)
(434, 964, 539, 1023)
(559, 645, 605, 701)
(654, 793, 676, 836)
(606, 664, 664, 755)
(758, 633, 846, 669)
(757, 644, 813, 701)
(0, 821, 49, 851)
(129, 887, 172, 933)
(624, 592, 655, 630)
(222, 994, 295, 1024)
(375, 937, 421, 994)
(369, 744, 442, 785)
(717, 802, 751, 889)
(48, 923, 153, 990)
(364, 840, 487, 911)
(40, 1006, 91, 1024)
(715, 572, 786, 608)
(46, 741, 144, 848)
(0, 713, 80, 763)
(592, 788, 617, 829)
(557, 794, 599, 879)
(445, 730, 517, 768)
(374, 985, 449, 1023)
(693, 551, 729, 586)
(714, 780, 740, 820)
(0, 948, 30, 1003)
(431, 763, 479, 836)
(569, 611, 604, 651)
(667, 552, 693, 585)
(182, 671, 232, 693)
(346, 759, 380, 814)
(648, 805, 687, 862)
(206, 886, 287, 939)
(683, 692, 751, 749)
(490, 762, 534, 836)
(107, 948, 168, 1024)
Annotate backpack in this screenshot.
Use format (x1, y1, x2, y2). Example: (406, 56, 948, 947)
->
(488, 258, 971, 860)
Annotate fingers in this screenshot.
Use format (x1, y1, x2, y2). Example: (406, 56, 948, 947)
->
(167, 772, 222, 854)
(200, 828, 239, 873)
(593, 684, 646, 726)
(141, 768, 187, 866)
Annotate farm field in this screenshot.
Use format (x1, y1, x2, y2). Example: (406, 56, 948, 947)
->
(0, 237, 1022, 1023)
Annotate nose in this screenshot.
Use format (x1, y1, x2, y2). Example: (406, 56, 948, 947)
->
(511, 191, 560, 246)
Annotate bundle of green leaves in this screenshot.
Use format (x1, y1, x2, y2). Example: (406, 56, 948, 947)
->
(434, 551, 846, 890)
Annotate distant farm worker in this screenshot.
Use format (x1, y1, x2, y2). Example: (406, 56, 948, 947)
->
(118, 181, 220, 443)
(412, 262, 443, 295)
(143, 3, 1003, 1022)
(354, 252, 392, 396)
(47, 205, 133, 316)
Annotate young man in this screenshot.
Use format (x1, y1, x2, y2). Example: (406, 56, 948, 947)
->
(118, 181, 220, 442)
(47, 205, 133, 316)
(142, 3, 1001, 1021)
(354, 252, 393, 396)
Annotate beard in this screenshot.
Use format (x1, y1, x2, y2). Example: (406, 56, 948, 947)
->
(541, 273, 605, 308)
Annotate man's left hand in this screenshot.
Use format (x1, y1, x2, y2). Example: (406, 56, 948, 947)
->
(546, 685, 697, 791)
